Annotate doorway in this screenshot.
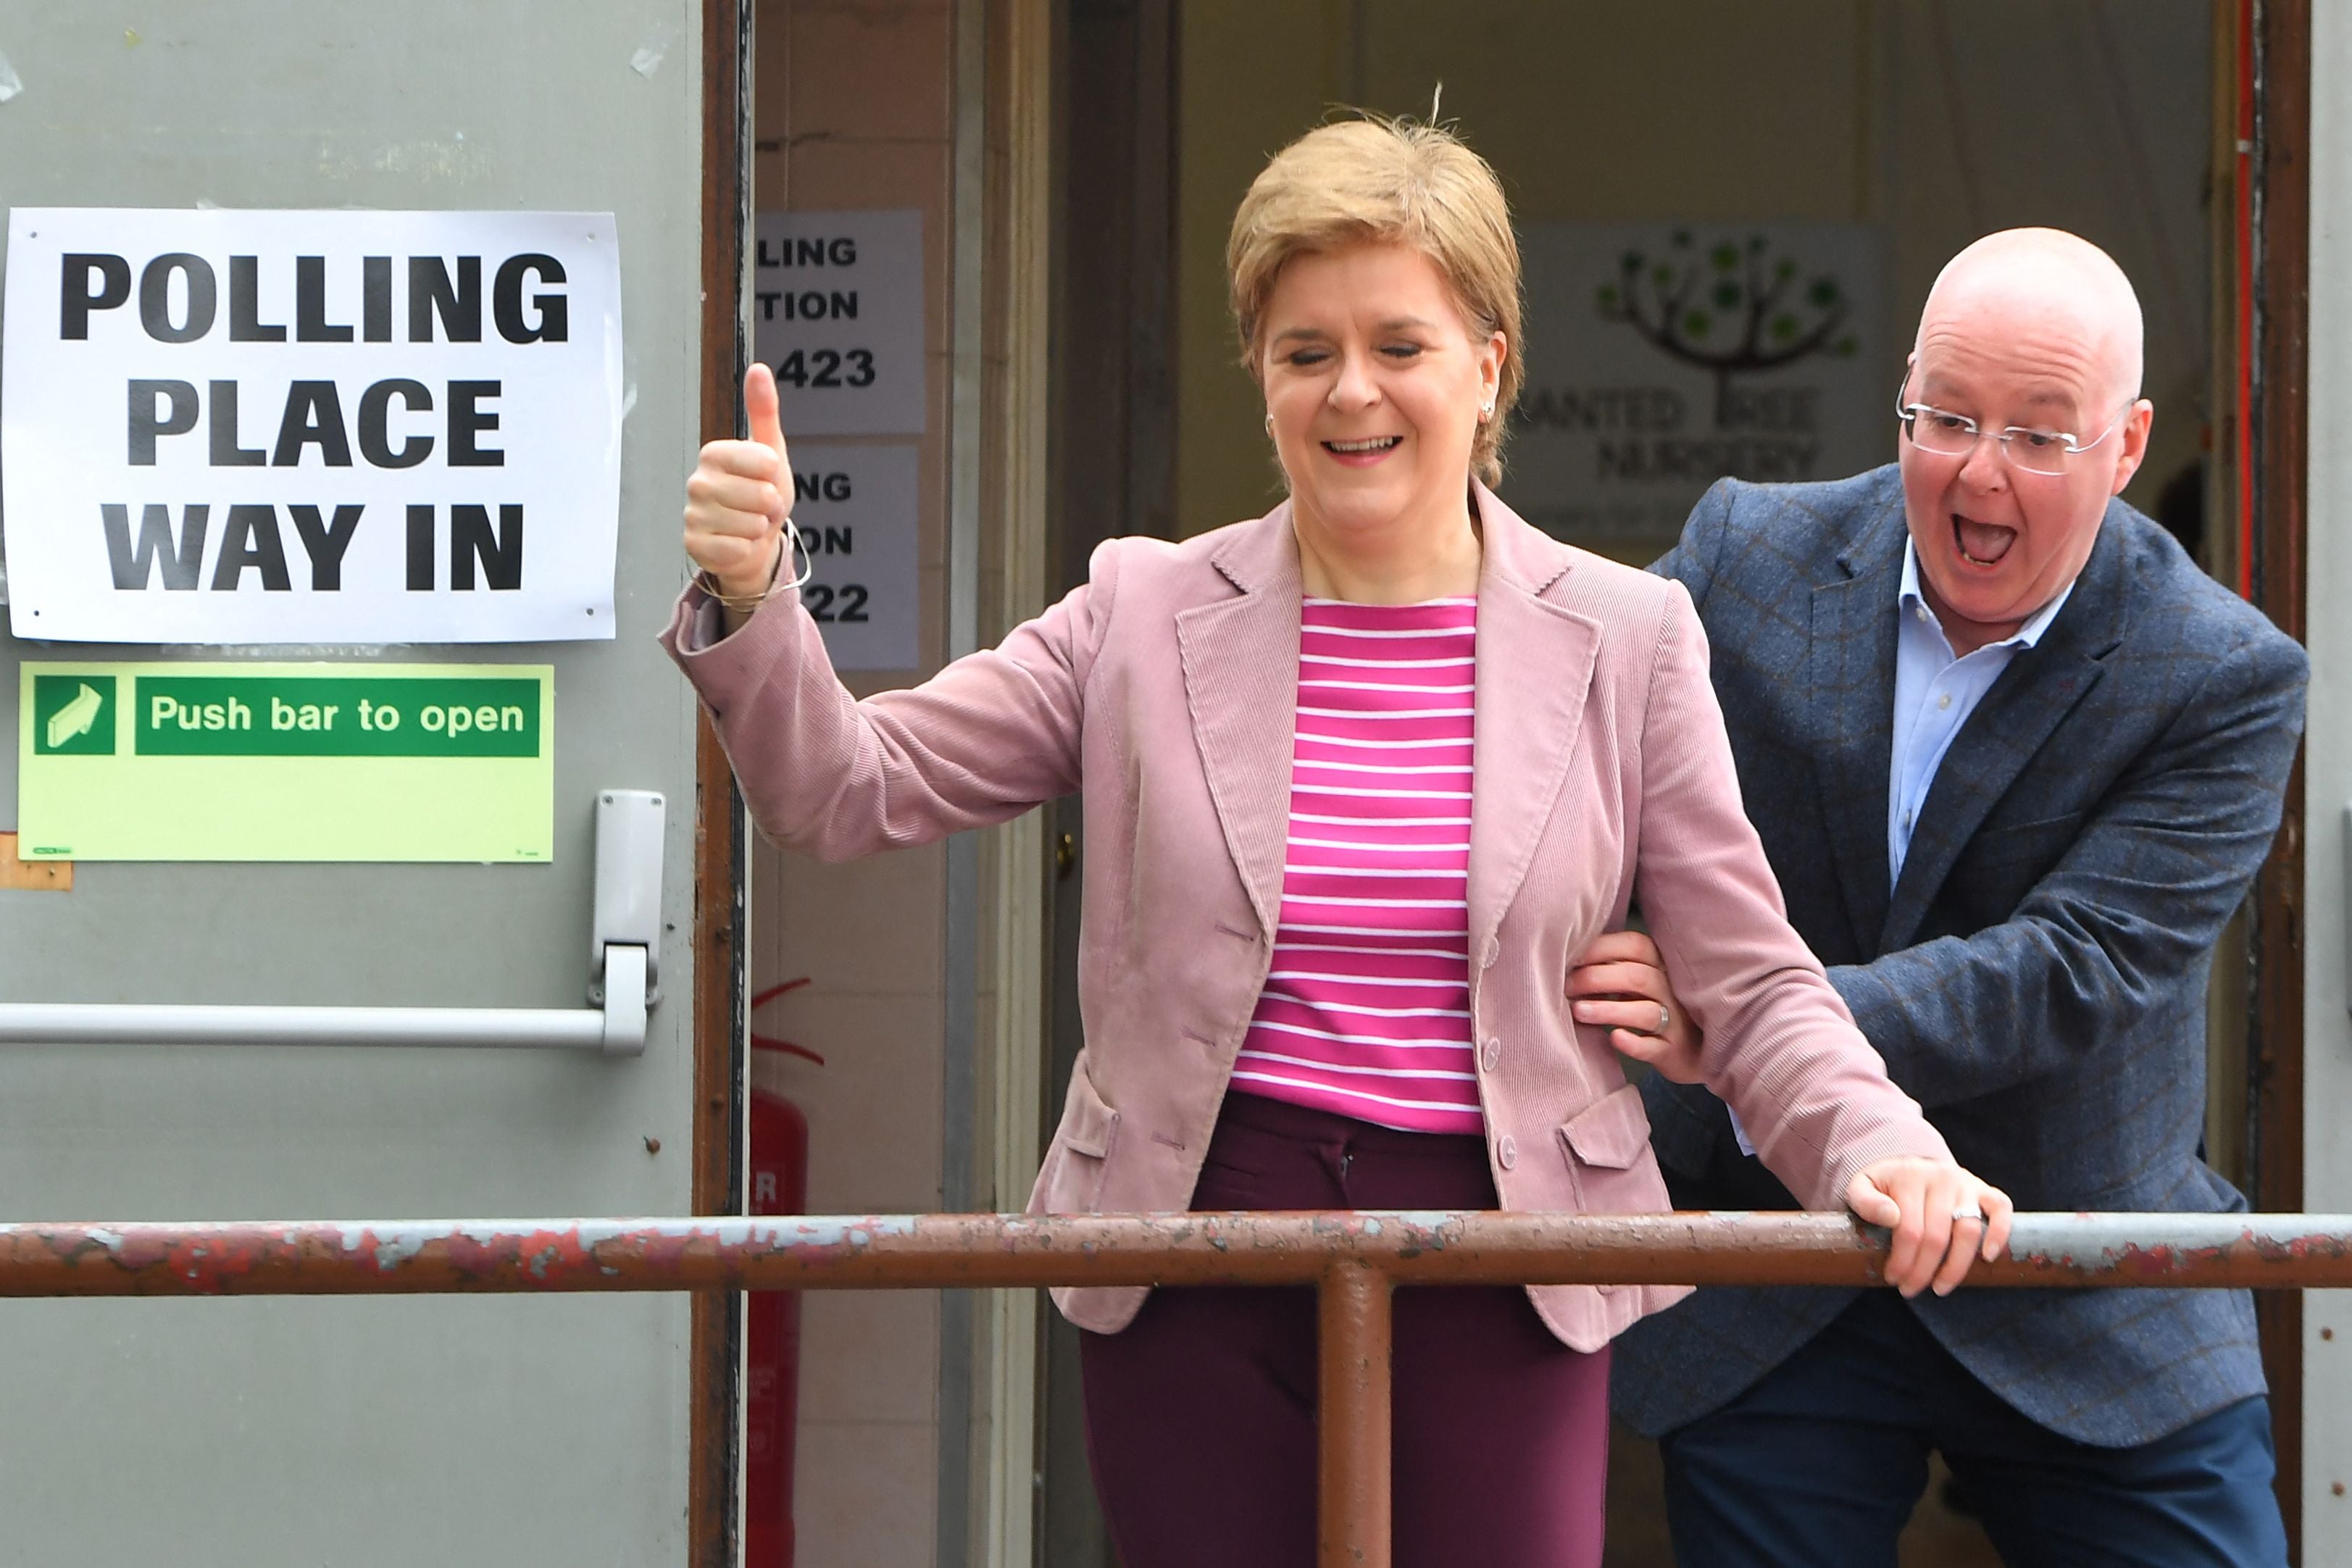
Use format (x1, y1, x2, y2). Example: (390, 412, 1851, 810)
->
(1036, 4, 2259, 1566)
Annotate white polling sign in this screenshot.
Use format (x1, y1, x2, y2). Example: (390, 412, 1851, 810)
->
(0, 207, 624, 643)
(753, 209, 924, 436)
(788, 443, 918, 670)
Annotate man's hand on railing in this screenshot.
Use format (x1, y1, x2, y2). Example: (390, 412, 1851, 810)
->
(1846, 1156, 2012, 1297)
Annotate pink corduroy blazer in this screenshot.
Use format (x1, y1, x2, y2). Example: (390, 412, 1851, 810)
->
(662, 483, 1949, 1351)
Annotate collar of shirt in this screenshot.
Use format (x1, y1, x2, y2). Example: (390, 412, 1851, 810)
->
(1886, 540, 2078, 885)
(1896, 538, 2075, 651)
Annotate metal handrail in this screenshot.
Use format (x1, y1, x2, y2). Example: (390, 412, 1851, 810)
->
(9, 1209, 2348, 1295)
(16, 1208, 2342, 1568)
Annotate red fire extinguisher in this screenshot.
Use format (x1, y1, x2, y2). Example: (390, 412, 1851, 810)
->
(746, 978, 822, 1568)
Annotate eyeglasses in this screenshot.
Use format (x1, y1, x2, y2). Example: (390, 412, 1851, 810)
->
(1894, 373, 2133, 478)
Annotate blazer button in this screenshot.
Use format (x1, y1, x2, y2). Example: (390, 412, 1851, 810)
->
(1482, 939, 1500, 969)
(1480, 1038, 1501, 1072)
(1496, 1135, 1517, 1171)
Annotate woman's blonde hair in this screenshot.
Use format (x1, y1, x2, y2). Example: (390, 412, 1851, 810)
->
(1228, 115, 1523, 484)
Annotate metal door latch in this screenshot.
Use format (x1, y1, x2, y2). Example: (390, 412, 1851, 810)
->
(589, 790, 665, 1052)
(0, 787, 670, 1055)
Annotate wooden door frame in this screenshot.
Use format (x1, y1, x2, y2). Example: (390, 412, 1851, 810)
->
(2242, 0, 2309, 1554)
(692, 1, 753, 1564)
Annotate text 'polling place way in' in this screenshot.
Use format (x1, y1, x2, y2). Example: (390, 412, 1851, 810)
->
(0, 209, 623, 644)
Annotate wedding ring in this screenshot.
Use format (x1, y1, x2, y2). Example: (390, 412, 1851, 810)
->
(1952, 1204, 1985, 1222)
(1656, 1003, 1672, 1036)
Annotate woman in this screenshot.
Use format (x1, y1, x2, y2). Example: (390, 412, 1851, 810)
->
(667, 117, 2011, 1567)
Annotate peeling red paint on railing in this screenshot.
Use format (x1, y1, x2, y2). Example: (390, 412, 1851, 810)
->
(3, 1211, 2349, 1298)
(15, 1209, 2348, 1568)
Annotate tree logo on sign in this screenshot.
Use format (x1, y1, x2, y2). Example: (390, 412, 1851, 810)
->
(1596, 231, 1859, 424)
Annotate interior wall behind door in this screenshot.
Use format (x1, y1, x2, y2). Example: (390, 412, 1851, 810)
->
(748, 2, 962, 1562)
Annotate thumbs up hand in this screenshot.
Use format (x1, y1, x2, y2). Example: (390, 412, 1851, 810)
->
(683, 363, 792, 602)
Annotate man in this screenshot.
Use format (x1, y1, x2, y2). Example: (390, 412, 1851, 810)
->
(1588, 230, 2307, 1564)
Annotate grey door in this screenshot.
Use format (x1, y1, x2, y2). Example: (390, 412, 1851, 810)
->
(0, 4, 717, 1560)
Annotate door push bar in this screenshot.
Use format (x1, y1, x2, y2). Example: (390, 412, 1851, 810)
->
(0, 791, 667, 1056)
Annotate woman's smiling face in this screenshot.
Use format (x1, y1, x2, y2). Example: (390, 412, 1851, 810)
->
(1258, 242, 1503, 546)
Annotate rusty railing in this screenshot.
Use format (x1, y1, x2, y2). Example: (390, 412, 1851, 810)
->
(12, 1209, 2350, 1567)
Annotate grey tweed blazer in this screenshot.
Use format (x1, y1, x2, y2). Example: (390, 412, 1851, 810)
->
(1608, 465, 2307, 1448)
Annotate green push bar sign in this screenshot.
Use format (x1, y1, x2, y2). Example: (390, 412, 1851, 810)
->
(19, 662, 554, 862)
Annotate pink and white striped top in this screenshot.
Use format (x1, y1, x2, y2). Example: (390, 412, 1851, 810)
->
(1229, 596, 1482, 1135)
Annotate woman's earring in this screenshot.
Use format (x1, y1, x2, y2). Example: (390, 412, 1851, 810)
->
(1479, 402, 1495, 422)
(1264, 412, 1275, 436)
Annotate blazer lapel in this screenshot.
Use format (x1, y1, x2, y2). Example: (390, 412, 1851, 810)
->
(1467, 488, 1600, 966)
(1809, 499, 1906, 958)
(1877, 513, 2129, 951)
(1176, 506, 1303, 937)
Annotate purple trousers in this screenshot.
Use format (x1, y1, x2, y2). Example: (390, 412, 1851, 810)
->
(1079, 1092, 1611, 1568)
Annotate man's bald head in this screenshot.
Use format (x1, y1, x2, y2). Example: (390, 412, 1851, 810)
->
(1897, 228, 2155, 659)
(1915, 228, 2144, 407)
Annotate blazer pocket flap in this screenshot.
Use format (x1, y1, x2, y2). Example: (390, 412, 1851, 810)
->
(1064, 1071, 1120, 1159)
(1559, 1083, 1651, 1169)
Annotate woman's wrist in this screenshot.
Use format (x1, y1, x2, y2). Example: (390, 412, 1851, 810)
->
(696, 537, 787, 613)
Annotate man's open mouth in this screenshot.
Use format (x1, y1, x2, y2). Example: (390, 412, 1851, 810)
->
(1953, 513, 2017, 567)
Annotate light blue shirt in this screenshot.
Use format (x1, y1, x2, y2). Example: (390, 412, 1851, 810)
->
(1887, 541, 2075, 885)
(1725, 545, 2076, 1158)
